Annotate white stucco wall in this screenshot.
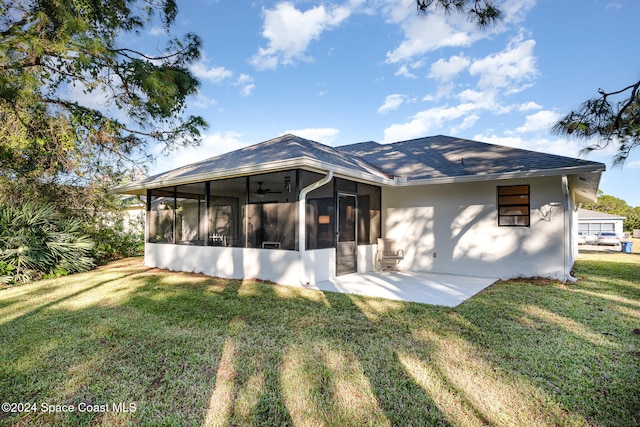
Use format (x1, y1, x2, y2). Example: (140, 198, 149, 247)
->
(145, 244, 341, 286)
(382, 176, 571, 280)
(568, 189, 578, 274)
(357, 245, 377, 273)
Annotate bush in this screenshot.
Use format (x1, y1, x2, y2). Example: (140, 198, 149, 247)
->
(90, 213, 144, 265)
(0, 203, 94, 284)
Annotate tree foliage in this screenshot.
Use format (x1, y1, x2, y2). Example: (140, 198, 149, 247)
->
(0, 0, 207, 208)
(0, 203, 94, 284)
(416, 0, 503, 27)
(0, 0, 205, 267)
(91, 205, 145, 265)
(552, 81, 640, 167)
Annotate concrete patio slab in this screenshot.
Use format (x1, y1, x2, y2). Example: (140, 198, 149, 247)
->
(312, 271, 498, 307)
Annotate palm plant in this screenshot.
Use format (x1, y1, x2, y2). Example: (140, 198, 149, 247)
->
(0, 203, 94, 284)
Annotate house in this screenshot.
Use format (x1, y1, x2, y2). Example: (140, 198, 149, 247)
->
(577, 208, 625, 239)
(114, 134, 605, 285)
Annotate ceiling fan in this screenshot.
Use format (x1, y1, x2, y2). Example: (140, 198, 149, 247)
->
(255, 182, 282, 196)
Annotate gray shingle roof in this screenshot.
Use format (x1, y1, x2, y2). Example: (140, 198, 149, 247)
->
(338, 135, 604, 181)
(578, 208, 626, 220)
(132, 134, 389, 187)
(114, 133, 605, 195)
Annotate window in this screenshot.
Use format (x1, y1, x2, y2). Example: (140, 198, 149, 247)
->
(304, 171, 335, 250)
(498, 185, 530, 226)
(175, 184, 206, 245)
(148, 188, 176, 243)
(209, 177, 245, 247)
(248, 171, 298, 250)
(580, 222, 614, 235)
(303, 198, 333, 249)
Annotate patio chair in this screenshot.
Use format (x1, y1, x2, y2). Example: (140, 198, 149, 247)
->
(376, 238, 404, 271)
(209, 234, 227, 246)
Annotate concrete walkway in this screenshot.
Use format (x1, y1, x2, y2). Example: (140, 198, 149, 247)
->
(312, 271, 498, 307)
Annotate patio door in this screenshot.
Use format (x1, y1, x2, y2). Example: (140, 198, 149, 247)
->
(336, 193, 357, 275)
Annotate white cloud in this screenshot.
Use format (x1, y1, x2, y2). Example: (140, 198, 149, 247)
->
(380, 0, 540, 142)
(385, 14, 474, 64)
(378, 94, 406, 114)
(429, 55, 471, 81)
(395, 64, 417, 79)
(431, 82, 457, 100)
(516, 110, 561, 133)
(250, 2, 353, 70)
(190, 93, 218, 109)
(383, 103, 478, 142)
(383, 36, 541, 143)
(190, 55, 254, 96)
(627, 159, 640, 169)
(149, 26, 165, 36)
(451, 114, 479, 133)
(455, 89, 512, 115)
(190, 62, 233, 84)
(283, 127, 340, 145)
(456, 89, 489, 104)
(380, 0, 415, 24)
(382, 0, 535, 65)
(64, 81, 109, 110)
(518, 101, 542, 112)
(469, 36, 537, 90)
(235, 74, 255, 97)
(500, 0, 537, 25)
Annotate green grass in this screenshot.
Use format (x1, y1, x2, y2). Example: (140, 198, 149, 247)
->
(1, 254, 639, 426)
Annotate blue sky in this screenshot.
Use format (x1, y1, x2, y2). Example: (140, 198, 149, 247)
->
(143, 0, 639, 206)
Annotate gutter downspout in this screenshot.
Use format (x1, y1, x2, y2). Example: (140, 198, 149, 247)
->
(562, 175, 578, 283)
(298, 170, 334, 286)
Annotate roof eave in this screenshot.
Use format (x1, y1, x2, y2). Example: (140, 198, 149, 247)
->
(394, 164, 605, 187)
(568, 168, 605, 204)
(113, 156, 605, 197)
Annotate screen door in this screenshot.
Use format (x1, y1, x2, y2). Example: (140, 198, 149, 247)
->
(336, 193, 357, 275)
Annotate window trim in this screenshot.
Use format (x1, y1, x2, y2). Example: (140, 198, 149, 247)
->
(497, 185, 530, 227)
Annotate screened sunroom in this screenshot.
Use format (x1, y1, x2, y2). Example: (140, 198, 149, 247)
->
(145, 168, 381, 276)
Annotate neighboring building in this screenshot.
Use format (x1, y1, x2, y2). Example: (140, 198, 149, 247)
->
(578, 208, 625, 238)
(114, 134, 605, 285)
(121, 195, 146, 233)
(98, 196, 145, 233)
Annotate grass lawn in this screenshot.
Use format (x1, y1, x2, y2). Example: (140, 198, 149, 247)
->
(1, 254, 639, 426)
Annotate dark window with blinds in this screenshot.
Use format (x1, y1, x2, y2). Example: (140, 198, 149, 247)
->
(498, 185, 530, 226)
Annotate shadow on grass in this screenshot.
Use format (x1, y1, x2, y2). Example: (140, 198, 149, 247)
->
(1, 257, 639, 426)
(452, 262, 640, 426)
(124, 275, 448, 425)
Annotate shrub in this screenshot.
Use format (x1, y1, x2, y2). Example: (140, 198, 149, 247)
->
(0, 203, 94, 284)
(90, 213, 144, 265)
